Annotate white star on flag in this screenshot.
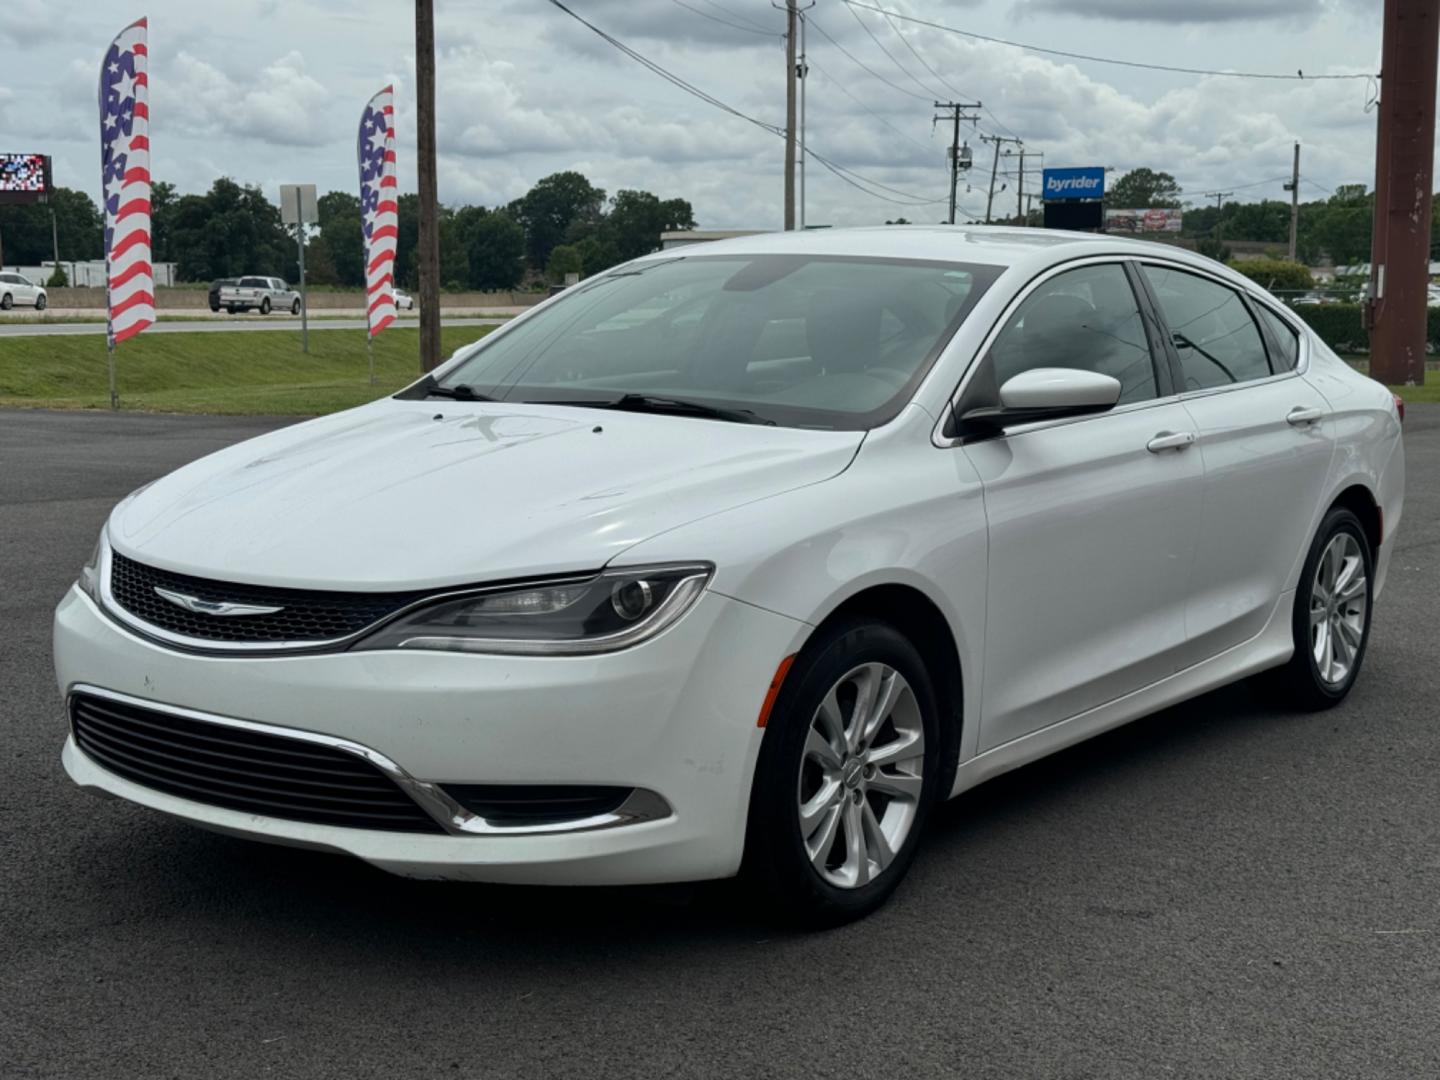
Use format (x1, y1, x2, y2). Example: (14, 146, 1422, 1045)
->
(113, 70, 136, 102)
(369, 126, 387, 153)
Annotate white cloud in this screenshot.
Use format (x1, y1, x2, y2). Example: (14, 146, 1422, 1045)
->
(157, 50, 334, 148)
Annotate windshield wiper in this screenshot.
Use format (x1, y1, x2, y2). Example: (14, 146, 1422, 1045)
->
(398, 374, 496, 402)
(527, 393, 774, 426)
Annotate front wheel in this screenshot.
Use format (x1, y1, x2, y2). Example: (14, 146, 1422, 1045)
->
(744, 618, 940, 926)
(291, 298, 301, 315)
(0, 293, 11, 310)
(259, 298, 271, 315)
(35, 294, 46, 311)
(1264, 506, 1374, 709)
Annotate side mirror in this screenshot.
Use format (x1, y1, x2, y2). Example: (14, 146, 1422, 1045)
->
(959, 367, 1122, 439)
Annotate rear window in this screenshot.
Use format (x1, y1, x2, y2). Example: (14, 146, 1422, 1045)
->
(239, 277, 267, 287)
(1255, 304, 1301, 372)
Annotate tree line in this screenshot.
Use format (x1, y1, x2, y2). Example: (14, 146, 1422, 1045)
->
(0, 170, 694, 290)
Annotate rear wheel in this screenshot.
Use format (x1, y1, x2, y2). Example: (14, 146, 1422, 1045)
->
(1, 293, 12, 310)
(226, 304, 237, 314)
(259, 297, 271, 315)
(1264, 507, 1373, 709)
(744, 618, 940, 926)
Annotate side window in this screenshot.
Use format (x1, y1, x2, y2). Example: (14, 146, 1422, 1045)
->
(1141, 265, 1272, 390)
(988, 263, 1157, 404)
(1255, 303, 1301, 372)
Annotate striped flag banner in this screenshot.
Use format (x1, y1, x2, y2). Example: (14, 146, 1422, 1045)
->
(358, 85, 398, 338)
(99, 16, 154, 350)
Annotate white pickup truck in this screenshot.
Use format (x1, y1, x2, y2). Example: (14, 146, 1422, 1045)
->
(217, 276, 302, 315)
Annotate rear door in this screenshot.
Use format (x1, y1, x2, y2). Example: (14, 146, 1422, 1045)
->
(960, 260, 1205, 753)
(1136, 263, 1334, 665)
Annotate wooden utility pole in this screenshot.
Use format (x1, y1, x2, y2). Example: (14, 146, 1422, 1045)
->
(784, 0, 798, 230)
(1016, 146, 1026, 224)
(1368, 0, 1438, 387)
(1284, 142, 1301, 261)
(934, 101, 981, 224)
(981, 134, 1021, 225)
(415, 0, 441, 372)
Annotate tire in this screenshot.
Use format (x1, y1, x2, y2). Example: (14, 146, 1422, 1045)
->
(226, 305, 237, 315)
(743, 617, 941, 927)
(1263, 506, 1374, 710)
(209, 302, 220, 313)
(259, 298, 271, 315)
(0, 293, 11, 310)
(291, 298, 301, 315)
(35, 294, 46, 311)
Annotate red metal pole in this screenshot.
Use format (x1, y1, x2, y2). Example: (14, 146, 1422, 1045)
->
(1368, 0, 1439, 387)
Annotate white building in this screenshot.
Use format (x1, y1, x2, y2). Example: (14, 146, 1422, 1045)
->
(6, 260, 179, 287)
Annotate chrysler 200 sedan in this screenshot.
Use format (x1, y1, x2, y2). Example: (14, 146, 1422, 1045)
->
(55, 227, 1405, 924)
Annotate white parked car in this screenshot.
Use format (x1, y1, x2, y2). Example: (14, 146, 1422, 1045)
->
(394, 288, 415, 310)
(55, 228, 1405, 924)
(0, 271, 47, 310)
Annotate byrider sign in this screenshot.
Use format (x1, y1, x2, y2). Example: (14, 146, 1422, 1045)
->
(1042, 167, 1105, 201)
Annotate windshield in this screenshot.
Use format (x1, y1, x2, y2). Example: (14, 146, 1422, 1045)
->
(430, 253, 1001, 429)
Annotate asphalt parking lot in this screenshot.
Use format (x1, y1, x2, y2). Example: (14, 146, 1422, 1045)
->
(4, 405, 1437, 1079)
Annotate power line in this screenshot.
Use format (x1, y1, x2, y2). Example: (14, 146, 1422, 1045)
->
(666, 0, 781, 37)
(845, 0, 945, 101)
(545, 0, 946, 208)
(808, 15, 931, 102)
(693, 0, 774, 33)
(807, 56, 936, 155)
(842, 0, 1375, 81)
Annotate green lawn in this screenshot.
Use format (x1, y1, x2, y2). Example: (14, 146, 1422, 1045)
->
(0, 325, 495, 415)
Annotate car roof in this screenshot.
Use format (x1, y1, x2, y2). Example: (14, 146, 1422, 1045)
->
(633, 225, 1257, 291)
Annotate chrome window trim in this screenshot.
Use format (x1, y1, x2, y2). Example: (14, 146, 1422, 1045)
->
(930, 253, 1169, 448)
(67, 684, 673, 837)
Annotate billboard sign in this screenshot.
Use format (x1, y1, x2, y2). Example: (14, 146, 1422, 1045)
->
(0, 153, 51, 204)
(1042, 166, 1104, 202)
(1105, 207, 1183, 233)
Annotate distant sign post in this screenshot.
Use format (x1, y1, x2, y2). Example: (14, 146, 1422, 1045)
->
(1041, 166, 1106, 232)
(280, 183, 318, 353)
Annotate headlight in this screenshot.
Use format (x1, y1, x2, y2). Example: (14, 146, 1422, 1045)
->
(78, 525, 107, 600)
(351, 564, 712, 655)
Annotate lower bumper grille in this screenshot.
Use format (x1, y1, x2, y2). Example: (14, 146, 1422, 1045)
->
(441, 784, 632, 826)
(69, 693, 444, 834)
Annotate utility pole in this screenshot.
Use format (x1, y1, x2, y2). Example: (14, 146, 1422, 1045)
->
(1283, 142, 1301, 261)
(415, 0, 442, 372)
(784, 0, 798, 230)
(1368, 0, 1438, 387)
(981, 134, 1022, 225)
(1212, 190, 1234, 249)
(1016, 146, 1025, 224)
(934, 101, 981, 224)
(798, 9, 807, 228)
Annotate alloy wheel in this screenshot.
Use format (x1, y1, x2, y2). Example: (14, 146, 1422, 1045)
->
(797, 662, 925, 889)
(1310, 532, 1368, 688)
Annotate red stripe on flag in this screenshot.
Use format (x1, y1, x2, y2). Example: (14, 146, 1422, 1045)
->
(133, 39, 148, 51)
(366, 251, 392, 273)
(113, 317, 153, 344)
(121, 167, 150, 185)
(375, 200, 398, 215)
(129, 135, 150, 151)
(367, 292, 394, 316)
(379, 176, 397, 188)
(382, 104, 394, 114)
(367, 273, 393, 295)
(133, 102, 149, 121)
(136, 72, 149, 87)
(116, 198, 151, 222)
(109, 261, 152, 290)
(110, 230, 152, 259)
(111, 291, 155, 320)
(370, 225, 398, 243)
(370, 314, 396, 337)
(383, 150, 396, 163)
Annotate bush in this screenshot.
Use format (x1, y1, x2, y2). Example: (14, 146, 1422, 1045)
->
(1228, 257, 1313, 292)
(1289, 303, 1368, 353)
(46, 266, 68, 288)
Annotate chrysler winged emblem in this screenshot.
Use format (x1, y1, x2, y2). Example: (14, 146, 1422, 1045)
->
(153, 586, 284, 618)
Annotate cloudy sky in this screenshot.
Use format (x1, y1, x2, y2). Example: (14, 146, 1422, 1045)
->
(0, 0, 1387, 228)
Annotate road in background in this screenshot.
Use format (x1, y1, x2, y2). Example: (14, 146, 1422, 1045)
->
(0, 316, 508, 339)
(4, 407, 1437, 1079)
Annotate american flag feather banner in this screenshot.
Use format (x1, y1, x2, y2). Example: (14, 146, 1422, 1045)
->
(99, 17, 155, 345)
(358, 85, 398, 337)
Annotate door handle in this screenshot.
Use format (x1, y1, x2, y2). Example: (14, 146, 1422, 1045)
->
(1146, 430, 1196, 453)
(1286, 406, 1323, 426)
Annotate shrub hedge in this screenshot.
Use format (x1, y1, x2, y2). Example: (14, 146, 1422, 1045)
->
(1285, 302, 1440, 355)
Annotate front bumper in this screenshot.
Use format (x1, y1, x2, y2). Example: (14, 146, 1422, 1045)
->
(54, 586, 807, 885)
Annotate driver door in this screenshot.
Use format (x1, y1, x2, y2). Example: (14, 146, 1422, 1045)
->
(961, 261, 1204, 753)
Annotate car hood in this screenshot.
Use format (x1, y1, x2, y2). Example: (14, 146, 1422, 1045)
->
(109, 400, 864, 590)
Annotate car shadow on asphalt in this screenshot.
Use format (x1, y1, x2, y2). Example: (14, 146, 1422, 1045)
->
(72, 677, 1307, 948)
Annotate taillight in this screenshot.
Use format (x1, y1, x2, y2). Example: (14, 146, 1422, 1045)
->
(1393, 394, 1405, 424)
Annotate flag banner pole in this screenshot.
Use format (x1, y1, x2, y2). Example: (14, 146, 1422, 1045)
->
(357, 84, 398, 388)
(99, 15, 155, 410)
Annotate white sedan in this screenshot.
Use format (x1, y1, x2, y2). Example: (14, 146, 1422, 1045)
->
(394, 288, 415, 310)
(54, 227, 1404, 924)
